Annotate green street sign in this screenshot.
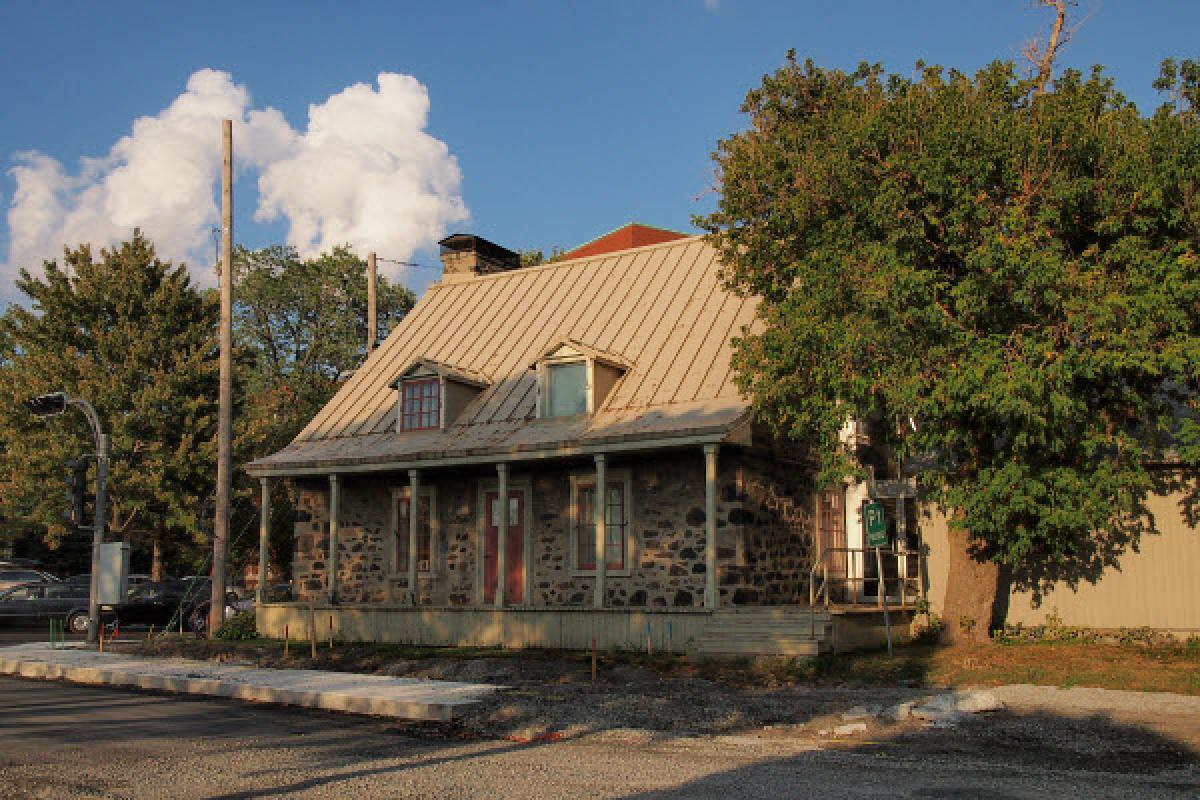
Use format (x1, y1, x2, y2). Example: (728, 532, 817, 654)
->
(864, 501, 888, 548)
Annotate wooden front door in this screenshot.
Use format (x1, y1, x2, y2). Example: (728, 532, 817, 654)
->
(483, 489, 524, 605)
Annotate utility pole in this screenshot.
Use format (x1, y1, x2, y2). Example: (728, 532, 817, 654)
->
(367, 251, 378, 353)
(210, 119, 233, 635)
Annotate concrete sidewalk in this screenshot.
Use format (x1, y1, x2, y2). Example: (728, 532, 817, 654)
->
(0, 642, 503, 720)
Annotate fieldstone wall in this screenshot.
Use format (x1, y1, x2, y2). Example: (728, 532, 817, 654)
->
(292, 482, 329, 601)
(290, 446, 817, 608)
(720, 451, 815, 605)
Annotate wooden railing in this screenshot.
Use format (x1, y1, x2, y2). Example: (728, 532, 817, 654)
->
(808, 545, 926, 609)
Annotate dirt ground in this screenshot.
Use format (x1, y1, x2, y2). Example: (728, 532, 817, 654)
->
(108, 636, 1200, 778)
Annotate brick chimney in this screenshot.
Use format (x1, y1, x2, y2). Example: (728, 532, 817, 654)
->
(438, 234, 520, 283)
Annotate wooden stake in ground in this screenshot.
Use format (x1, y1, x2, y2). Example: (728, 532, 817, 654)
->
(210, 118, 234, 636)
(591, 636, 597, 685)
(308, 600, 317, 660)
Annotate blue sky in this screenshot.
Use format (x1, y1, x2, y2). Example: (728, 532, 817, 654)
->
(2, 1, 1197, 298)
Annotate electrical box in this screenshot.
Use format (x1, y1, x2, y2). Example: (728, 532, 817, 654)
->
(96, 542, 130, 605)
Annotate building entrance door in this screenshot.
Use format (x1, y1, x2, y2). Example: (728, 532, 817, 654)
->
(483, 489, 525, 605)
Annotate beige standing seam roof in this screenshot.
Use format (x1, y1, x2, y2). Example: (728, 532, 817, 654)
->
(247, 235, 759, 476)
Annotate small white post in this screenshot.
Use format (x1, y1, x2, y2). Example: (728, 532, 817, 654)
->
(495, 463, 508, 608)
(327, 474, 340, 604)
(704, 444, 719, 609)
(593, 454, 607, 608)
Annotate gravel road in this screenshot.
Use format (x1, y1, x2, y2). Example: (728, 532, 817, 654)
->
(1, 675, 1197, 799)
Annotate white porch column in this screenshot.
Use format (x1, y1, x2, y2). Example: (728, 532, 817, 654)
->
(256, 477, 270, 606)
(407, 469, 421, 597)
(328, 474, 340, 604)
(495, 463, 509, 608)
(594, 454, 607, 608)
(704, 444, 719, 609)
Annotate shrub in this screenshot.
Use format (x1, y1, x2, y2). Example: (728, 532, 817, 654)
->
(215, 610, 257, 641)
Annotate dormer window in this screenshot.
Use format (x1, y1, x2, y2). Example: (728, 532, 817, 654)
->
(546, 361, 587, 417)
(393, 359, 491, 432)
(533, 339, 631, 419)
(399, 377, 440, 431)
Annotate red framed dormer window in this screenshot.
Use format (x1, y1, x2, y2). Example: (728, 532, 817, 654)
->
(400, 378, 440, 431)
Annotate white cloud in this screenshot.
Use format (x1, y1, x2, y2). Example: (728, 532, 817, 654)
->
(3, 69, 466, 292)
(255, 73, 468, 279)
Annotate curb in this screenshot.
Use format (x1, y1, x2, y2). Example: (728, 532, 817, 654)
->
(0, 656, 460, 720)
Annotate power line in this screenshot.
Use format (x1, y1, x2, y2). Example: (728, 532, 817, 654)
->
(374, 256, 438, 271)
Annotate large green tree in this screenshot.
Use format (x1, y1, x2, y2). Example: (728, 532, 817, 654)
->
(0, 233, 219, 575)
(699, 54, 1200, 627)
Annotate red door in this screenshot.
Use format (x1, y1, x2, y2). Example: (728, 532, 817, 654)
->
(484, 490, 524, 605)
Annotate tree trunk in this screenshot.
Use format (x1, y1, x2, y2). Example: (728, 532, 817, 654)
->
(151, 535, 165, 582)
(940, 525, 1006, 644)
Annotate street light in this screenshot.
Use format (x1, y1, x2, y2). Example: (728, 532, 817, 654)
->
(27, 392, 109, 645)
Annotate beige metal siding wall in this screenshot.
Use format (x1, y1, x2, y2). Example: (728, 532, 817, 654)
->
(922, 492, 1200, 633)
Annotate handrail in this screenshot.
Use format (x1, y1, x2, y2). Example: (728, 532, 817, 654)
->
(809, 545, 925, 609)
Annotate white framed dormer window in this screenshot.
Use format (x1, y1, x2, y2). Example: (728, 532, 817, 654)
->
(533, 340, 631, 419)
(569, 469, 634, 576)
(390, 485, 438, 575)
(393, 359, 491, 432)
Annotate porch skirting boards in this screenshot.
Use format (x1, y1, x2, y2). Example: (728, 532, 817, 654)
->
(258, 604, 713, 654)
(256, 604, 909, 655)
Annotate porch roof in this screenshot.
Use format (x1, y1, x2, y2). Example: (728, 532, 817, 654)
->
(246, 398, 749, 477)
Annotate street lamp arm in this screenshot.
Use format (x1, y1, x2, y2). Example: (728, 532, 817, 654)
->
(66, 397, 103, 449)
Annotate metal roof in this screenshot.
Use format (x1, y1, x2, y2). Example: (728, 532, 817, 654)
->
(248, 234, 759, 474)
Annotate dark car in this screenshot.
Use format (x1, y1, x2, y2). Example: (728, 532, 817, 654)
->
(110, 580, 237, 635)
(0, 581, 94, 633)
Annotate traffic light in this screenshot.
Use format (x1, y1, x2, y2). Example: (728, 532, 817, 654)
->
(27, 393, 68, 417)
(65, 458, 89, 528)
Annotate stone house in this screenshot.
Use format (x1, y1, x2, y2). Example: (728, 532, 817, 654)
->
(247, 225, 917, 654)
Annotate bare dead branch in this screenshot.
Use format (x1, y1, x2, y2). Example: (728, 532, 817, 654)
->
(1023, 0, 1077, 96)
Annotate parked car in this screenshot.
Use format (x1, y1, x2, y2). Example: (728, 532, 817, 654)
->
(66, 573, 160, 597)
(0, 567, 59, 592)
(109, 579, 237, 635)
(0, 581, 99, 633)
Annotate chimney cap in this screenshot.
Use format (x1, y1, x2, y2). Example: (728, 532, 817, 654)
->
(438, 233, 519, 264)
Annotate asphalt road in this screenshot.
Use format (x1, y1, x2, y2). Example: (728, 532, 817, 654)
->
(0, 675, 1196, 799)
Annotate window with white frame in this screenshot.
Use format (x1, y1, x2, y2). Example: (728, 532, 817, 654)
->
(393, 488, 436, 574)
(570, 471, 632, 573)
(545, 361, 587, 418)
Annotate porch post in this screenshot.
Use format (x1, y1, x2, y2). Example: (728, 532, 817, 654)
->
(495, 463, 508, 608)
(407, 469, 420, 599)
(704, 444, 719, 609)
(328, 473, 340, 604)
(594, 453, 607, 608)
(256, 477, 270, 606)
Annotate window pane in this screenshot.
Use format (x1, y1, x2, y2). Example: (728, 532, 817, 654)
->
(577, 486, 595, 568)
(396, 498, 410, 572)
(547, 362, 587, 417)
